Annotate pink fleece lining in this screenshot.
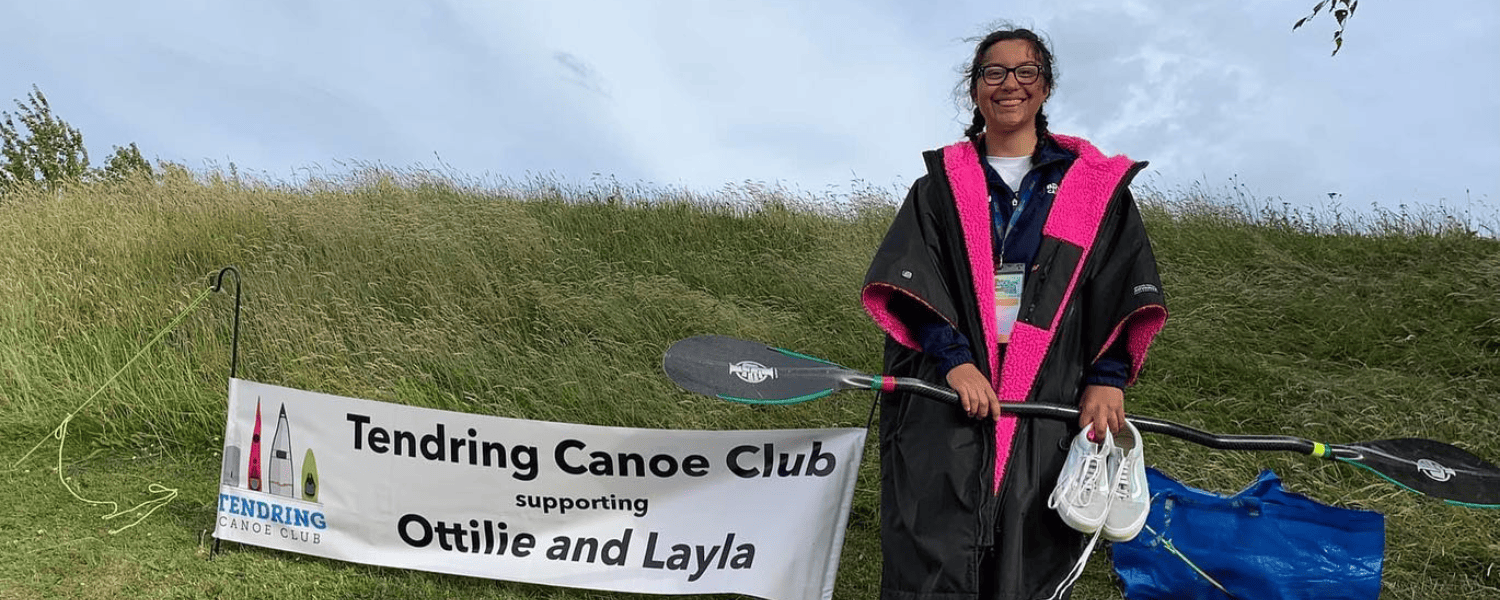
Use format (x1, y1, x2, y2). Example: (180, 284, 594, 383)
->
(940, 142, 999, 379)
(1039, 135, 1137, 245)
(861, 283, 922, 350)
(1094, 304, 1168, 386)
(937, 142, 1028, 495)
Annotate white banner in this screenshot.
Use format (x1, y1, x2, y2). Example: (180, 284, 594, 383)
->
(214, 379, 865, 600)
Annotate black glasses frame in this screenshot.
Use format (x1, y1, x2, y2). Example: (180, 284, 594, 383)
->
(979, 64, 1043, 85)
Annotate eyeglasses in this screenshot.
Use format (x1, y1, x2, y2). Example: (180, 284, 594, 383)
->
(979, 64, 1043, 85)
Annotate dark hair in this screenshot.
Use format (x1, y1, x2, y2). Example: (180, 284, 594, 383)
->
(959, 27, 1057, 157)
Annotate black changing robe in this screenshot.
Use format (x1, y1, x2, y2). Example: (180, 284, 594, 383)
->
(860, 135, 1168, 600)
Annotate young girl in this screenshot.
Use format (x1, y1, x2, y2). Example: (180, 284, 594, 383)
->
(861, 27, 1168, 599)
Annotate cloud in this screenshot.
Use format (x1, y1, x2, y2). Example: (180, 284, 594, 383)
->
(553, 52, 612, 99)
(0, 0, 1492, 214)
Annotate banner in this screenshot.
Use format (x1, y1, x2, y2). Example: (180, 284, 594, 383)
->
(214, 379, 866, 600)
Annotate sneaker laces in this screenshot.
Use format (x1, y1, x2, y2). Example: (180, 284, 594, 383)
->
(1047, 451, 1107, 510)
(1072, 453, 1107, 505)
(1111, 455, 1134, 500)
(1044, 526, 1104, 600)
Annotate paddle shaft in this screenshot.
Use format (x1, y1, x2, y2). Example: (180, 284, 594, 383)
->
(860, 373, 1335, 457)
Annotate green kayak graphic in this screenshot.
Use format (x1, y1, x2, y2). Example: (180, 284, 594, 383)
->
(301, 448, 320, 502)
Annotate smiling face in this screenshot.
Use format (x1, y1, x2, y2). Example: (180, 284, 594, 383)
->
(973, 39, 1051, 148)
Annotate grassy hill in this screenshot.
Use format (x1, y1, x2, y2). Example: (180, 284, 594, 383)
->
(1, 170, 1497, 599)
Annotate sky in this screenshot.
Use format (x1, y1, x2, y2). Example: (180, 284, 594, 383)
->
(4, 0, 1498, 222)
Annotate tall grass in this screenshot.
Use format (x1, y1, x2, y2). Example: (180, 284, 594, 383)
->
(0, 168, 1496, 599)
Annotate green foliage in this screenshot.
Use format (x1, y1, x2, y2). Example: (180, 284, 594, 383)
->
(1293, 0, 1359, 56)
(0, 170, 1496, 598)
(0, 84, 90, 190)
(0, 85, 154, 192)
(99, 142, 154, 182)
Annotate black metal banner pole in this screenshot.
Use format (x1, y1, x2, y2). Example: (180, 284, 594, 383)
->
(209, 266, 241, 557)
(212, 266, 241, 380)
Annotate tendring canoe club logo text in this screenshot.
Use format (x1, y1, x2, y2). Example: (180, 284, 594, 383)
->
(729, 361, 776, 384)
(1416, 458, 1455, 482)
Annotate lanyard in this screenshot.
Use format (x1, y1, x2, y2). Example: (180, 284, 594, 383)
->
(990, 176, 1034, 263)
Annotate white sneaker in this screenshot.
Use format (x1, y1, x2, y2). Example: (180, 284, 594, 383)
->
(1048, 424, 1114, 534)
(1102, 420, 1149, 542)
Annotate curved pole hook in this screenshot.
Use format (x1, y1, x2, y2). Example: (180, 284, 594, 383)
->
(211, 266, 242, 381)
(209, 266, 241, 559)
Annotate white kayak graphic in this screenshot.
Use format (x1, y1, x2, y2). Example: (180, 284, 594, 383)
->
(267, 404, 296, 497)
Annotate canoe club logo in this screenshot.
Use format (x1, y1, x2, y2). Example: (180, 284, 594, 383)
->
(729, 361, 776, 384)
(218, 398, 328, 544)
(1416, 458, 1455, 482)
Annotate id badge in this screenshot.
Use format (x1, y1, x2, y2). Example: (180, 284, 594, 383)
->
(995, 262, 1025, 343)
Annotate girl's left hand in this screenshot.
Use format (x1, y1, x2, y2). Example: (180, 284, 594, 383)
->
(1078, 385, 1125, 441)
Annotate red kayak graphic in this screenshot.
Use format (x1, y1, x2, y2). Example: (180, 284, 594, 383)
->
(248, 398, 263, 492)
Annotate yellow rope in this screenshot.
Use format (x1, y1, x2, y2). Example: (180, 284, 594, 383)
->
(12, 286, 216, 534)
(1143, 523, 1238, 598)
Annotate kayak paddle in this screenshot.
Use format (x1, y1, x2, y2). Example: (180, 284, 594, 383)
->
(662, 335, 1500, 508)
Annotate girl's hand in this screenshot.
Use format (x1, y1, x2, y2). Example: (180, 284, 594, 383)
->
(1078, 385, 1125, 440)
(946, 363, 1002, 419)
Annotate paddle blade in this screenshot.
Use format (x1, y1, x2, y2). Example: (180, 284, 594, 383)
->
(662, 335, 866, 404)
(1336, 438, 1500, 507)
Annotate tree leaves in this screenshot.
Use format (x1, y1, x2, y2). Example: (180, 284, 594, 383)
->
(1293, 0, 1358, 56)
(0, 85, 152, 192)
(0, 85, 89, 190)
(101, 142, 154, 182)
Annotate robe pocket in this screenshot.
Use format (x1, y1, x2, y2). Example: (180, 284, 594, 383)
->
(1020, 236, 1082, 329)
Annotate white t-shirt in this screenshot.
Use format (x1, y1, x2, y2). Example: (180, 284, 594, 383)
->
(986, 155, 1032, 192)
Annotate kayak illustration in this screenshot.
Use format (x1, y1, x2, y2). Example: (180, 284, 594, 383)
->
(221, 445, 241, 487)
(301, 448, 320, 502)
(247, 399, 263, 492)
(268, 404, 296, 497)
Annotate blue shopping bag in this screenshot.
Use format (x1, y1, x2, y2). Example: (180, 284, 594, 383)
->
(1111, 468, 1385, 600)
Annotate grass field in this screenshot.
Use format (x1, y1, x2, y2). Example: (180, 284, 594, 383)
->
(1, 169, 1497, 599)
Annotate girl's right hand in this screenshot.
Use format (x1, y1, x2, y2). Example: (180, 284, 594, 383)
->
(946, 362, 1001, 419)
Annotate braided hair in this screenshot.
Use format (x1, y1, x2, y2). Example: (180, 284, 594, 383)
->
(959, 28, 1057, 158)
